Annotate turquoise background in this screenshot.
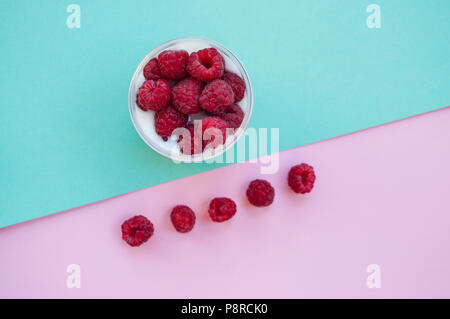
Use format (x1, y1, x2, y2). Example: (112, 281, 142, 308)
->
(1, 0, 449, 228)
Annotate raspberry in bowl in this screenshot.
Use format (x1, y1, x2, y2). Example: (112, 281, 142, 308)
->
(128, 37, 253, 162)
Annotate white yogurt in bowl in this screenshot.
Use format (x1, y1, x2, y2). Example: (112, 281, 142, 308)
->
(128, 37, 253, 162)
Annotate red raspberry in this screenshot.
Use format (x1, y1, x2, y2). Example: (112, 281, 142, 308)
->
(288, 163, 316, 194)
(158, 50, 189, 80)
(202, 116, 228, 149)
(208, 197, 237, 222)
(137, 79, 171, 111)
(172, 77, 203, 114)
(155, 105, 188, 141)
(199, 79, 234, 113)
(121, 215, 154, 247)
(218, 103, 244, 129)
(187, 48, 224, 82)
(143, 58, 161, 80)
(171, 205, 196, 233)
(222, 72, 246, 102)
(178, 122, 204, 155)
(246, 179, 275, 207)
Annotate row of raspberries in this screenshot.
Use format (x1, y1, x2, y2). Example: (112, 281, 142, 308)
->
(136, 47, 246, 154)
(121, 163, 316, 247)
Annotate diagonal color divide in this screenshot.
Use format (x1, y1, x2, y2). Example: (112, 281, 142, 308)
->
(1, 107, 449, 298)
(1, 0, 450, 227)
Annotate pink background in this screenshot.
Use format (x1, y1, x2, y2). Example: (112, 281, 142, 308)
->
(1, 107, 449, 298)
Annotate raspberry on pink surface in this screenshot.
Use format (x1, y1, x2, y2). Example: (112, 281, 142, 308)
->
(158, 50, 189, 80)
(121, 215, 154, 247)
(154, 105, 188, 141)
(199, 79, 234, 113)
(187, 47, 224, 82)
(218, 103, 244, 129)
(288, 163, 316, 194)
(246, 179, 275, 207)
(222, 72, 246, 102)
(143, 58, 161, 80)
(208, 197, 237, 222)
(201, 116, 228, 149)
(137, 79, 171, 111)
(171, 205, 196, 233)
(172, 77, 204, 114)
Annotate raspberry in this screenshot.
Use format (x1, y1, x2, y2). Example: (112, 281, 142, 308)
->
(137, 79, 171, 111)
(208, 197, 237, 222)
(222, 72, 246, 102)
(178, 122, 204, 155)
(218, 103, 244, 129)
(172, 77, 203, 114)
(187, 48, 224, 82)
(202, 116, 228, 148)
(158, 50, 189, 80)
(155, 105, 188, 141)
(121, 215, 154, 247)
(246, 179, 275, 207)
(143, 58, 161, 80)
(199, 79, 234, 113)
(171, 205, 196, 233)
(288, 163, 316, 194)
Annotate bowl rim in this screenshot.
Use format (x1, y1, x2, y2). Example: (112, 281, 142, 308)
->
(128, 36, 253, 162)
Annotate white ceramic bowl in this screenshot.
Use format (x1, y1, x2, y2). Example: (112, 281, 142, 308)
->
(128, 37, 253, 162)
